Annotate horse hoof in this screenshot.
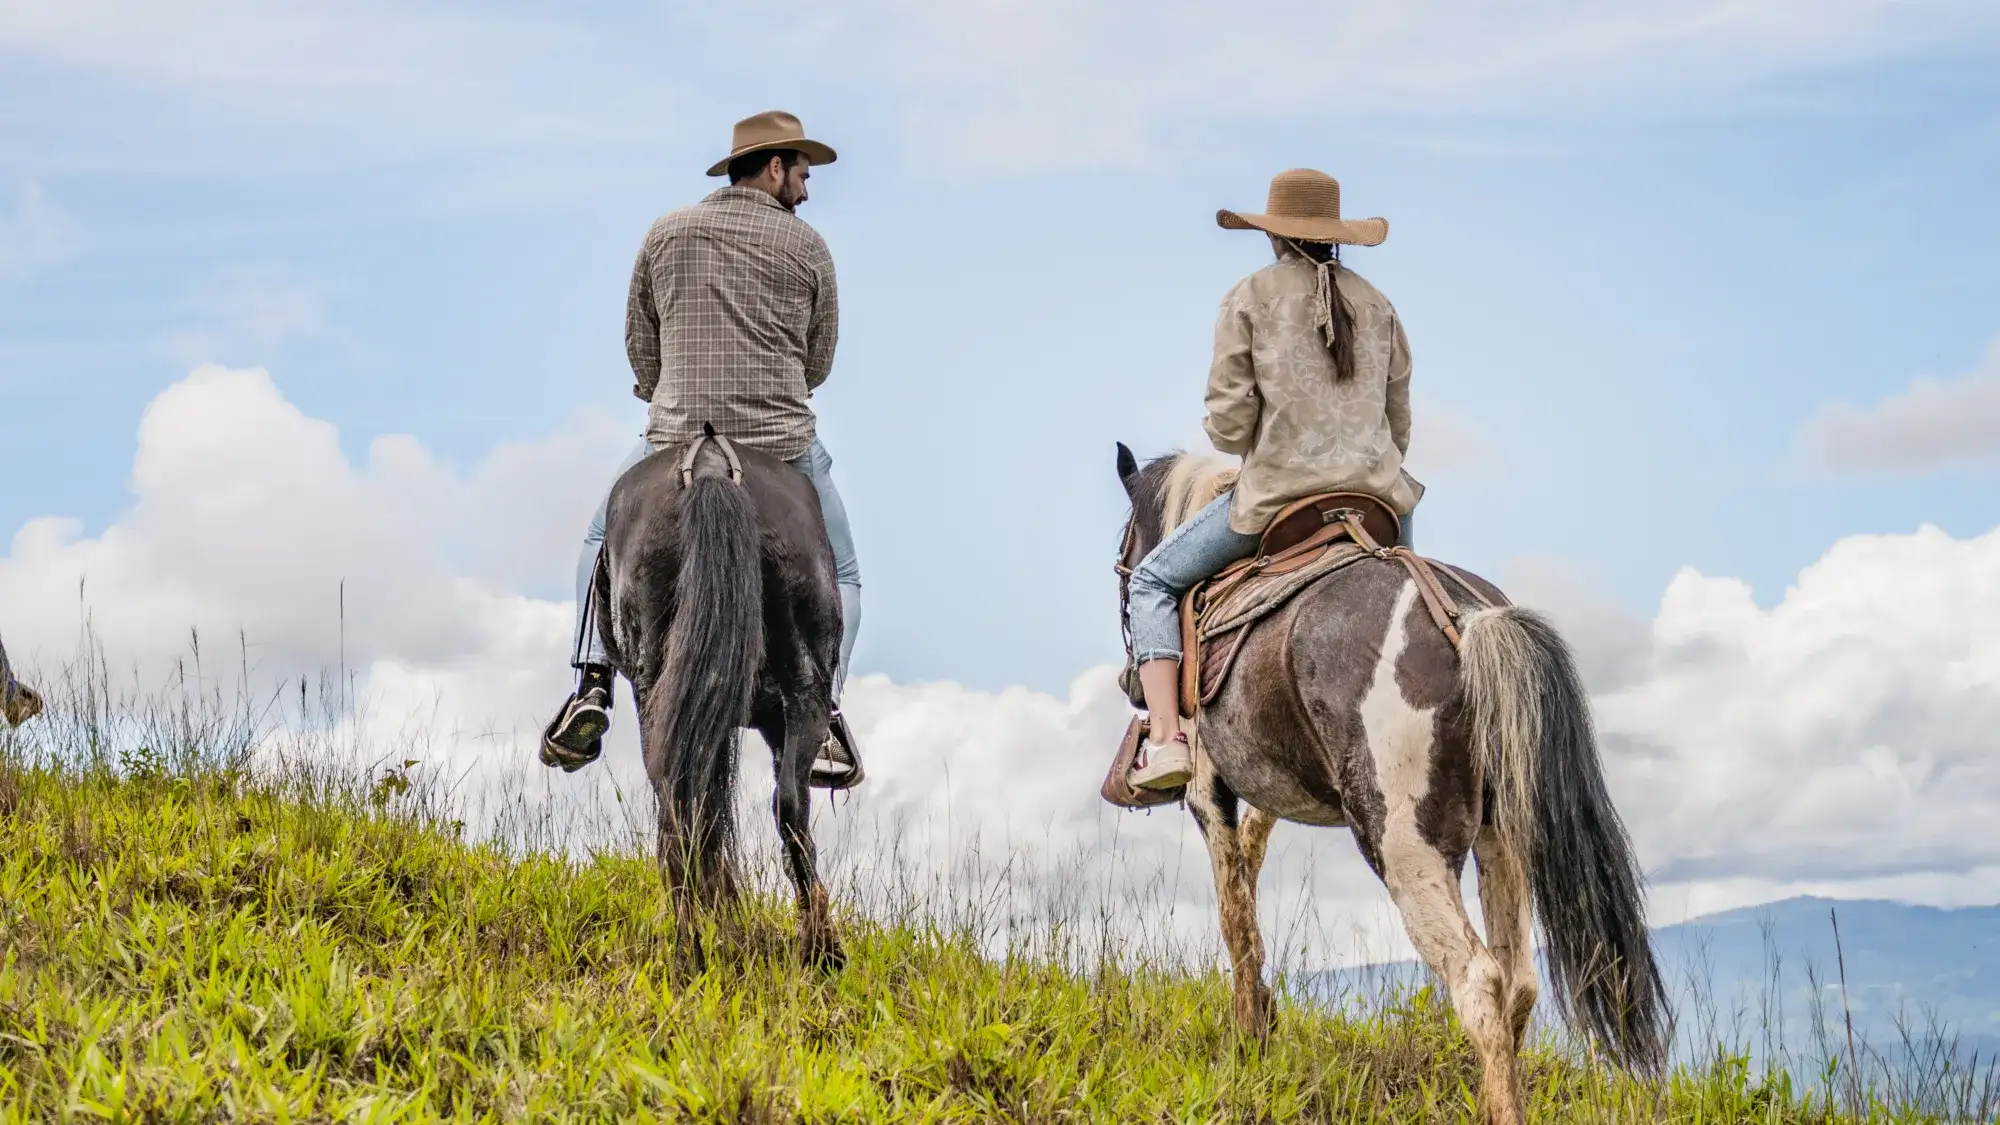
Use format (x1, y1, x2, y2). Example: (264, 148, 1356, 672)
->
(805, 936, 847, 973)
(1235, 986, 1275, 1044)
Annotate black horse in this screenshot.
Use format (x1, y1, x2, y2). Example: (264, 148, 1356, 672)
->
(596, 428, 844, 969)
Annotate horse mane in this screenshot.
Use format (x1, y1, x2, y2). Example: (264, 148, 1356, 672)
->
(1158, 453, 1238, 531)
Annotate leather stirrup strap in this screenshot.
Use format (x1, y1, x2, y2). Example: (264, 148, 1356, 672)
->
(1393, 550, 1464, 649)
(1334, 509, 1470, 650)
(1178, 589, 1201, 717)
(679, 426, 744, 488)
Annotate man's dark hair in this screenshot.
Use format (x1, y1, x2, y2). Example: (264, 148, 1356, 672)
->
(728, 148, 804, 184)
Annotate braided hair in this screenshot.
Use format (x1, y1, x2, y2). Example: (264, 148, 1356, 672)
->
(1281, 237, 1359, 384)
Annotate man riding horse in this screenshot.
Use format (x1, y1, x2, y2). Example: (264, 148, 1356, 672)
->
(541, 111, 863, 789)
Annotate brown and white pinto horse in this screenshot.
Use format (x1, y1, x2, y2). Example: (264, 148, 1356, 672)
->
(1115, 447, 1667, 1125)
(0, 629, 40, 728)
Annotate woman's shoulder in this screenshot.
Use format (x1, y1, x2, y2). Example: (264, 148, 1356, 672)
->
(1226, 258, 1313, 303)
(1334, 265, 1393, 309)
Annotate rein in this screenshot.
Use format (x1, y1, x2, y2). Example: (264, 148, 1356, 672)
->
(1114, 515, 1141, 687)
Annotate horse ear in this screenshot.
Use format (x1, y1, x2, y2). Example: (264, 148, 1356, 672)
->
(1115, 442, 1138, 484)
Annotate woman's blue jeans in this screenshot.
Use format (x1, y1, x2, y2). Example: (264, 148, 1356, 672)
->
(572, 434, 863, 698)
(1127, 491, 1260, 663)
(1127, 490, 1418, 662)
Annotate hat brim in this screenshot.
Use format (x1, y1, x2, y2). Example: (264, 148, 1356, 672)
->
(706, 139, 838, 178)
(1217, 209, 1388, 247)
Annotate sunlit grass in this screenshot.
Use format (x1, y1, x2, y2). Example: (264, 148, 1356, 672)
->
(0, 639, 1991, 1121)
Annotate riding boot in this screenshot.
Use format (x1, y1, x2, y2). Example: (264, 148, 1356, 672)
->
(540, 664, 613, 772)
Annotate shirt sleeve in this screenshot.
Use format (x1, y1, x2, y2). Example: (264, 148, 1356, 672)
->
(625, 238, 662, 403)
(1386, 309, 1412, 455)
(1203, 286, 1260, 456)
(804, 240, 839, 393)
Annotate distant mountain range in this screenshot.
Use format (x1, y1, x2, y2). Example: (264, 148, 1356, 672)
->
(1305, 897, 2000, 1067)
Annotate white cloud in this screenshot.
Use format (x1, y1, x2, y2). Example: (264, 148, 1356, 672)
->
(1595, 529, 2000, 886)
(1800, 339, 2000, 473)
(0, 365, 622, 678)
(0, 181, 76, 276)
(8, 367, 2000, 971)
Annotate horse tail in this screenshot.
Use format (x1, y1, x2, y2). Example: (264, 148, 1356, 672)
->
(645, 472, 763, 898)
(1459, 605, 1669, 1073)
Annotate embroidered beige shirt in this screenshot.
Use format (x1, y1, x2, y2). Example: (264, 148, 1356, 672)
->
(1205, 254, 1421, 534)
(626, 185, 838, 460)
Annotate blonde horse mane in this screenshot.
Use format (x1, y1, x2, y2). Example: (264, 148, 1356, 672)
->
(1160, 454, 1239, 531)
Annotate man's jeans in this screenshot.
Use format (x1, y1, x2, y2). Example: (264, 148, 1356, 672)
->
(1127, 491, 1417, 663)
(572, 434, 863, 699)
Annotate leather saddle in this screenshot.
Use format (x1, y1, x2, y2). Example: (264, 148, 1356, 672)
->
(1179, 492, 1410, 717)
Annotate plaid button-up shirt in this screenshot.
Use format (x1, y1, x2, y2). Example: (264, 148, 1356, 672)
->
(627, 185, 839, 460)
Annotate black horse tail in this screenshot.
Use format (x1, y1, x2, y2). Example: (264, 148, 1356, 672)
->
(646, 470, 763, 900)
(1460, 605, 1670, 1073)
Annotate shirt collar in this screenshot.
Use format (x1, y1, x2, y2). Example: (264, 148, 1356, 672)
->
(706, 184, 790, 212)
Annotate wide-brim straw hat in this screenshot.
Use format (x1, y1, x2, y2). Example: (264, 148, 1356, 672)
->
(1217, 168, 1387, 246)
(706, 110, 838, 178)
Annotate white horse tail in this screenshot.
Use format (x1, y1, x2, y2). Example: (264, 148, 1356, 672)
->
(1459, 605, 1670, 1073)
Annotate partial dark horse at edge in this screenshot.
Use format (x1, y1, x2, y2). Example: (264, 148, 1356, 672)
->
(1, 630, 41, 729)
(596, 432, 845, 970)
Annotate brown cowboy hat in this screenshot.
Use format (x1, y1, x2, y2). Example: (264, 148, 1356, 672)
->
(1217, 168, 1387, 246)
(706, 110, 838, 178)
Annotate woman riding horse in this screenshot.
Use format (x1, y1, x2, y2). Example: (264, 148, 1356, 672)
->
(1114, 171, 1666, 1125)
(1127, 168, 1420, 790)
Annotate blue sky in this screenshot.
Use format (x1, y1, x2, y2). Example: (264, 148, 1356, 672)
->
(6, 1, 2000, 934)
(5, 3, 1999, 694)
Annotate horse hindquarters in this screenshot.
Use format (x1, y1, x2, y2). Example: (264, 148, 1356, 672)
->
(1331, 579, 1525, 1124)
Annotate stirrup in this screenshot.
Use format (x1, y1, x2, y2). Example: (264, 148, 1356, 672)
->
(540, 686, 609, 772)
(811, 710, 864, 790)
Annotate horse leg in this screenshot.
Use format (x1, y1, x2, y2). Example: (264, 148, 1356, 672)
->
(770, 696, 844, 971)
(1381, 832, 1523, 1125)
(1475, 825, 1539, 1055)
(634, 673, 704, 975)
(1187, 731, 1273, 1041)
(1239, 804, 1277, 883)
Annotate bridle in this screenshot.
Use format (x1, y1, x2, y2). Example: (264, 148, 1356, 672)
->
(1113, 513, 1143, 696)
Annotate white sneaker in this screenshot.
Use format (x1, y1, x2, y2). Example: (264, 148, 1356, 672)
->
(1130, 733, 1193, 790)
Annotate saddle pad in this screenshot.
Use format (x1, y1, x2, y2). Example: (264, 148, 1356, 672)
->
(1188, 542, 1372, 710)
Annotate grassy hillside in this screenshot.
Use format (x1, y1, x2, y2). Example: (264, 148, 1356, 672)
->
(0, 753, 1970, 1123)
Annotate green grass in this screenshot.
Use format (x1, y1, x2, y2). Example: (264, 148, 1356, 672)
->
(0, 750, 1968, 1125)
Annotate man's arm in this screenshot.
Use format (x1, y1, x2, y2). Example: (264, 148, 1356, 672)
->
(625, 239, 661, 402)
(804, 243, 839, 392)
(1203, 288, 1260, 456)
(1386, 309, 1412, 455)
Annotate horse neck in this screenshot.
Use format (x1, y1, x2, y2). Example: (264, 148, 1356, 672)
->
(1159, 455, 1238, 532)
